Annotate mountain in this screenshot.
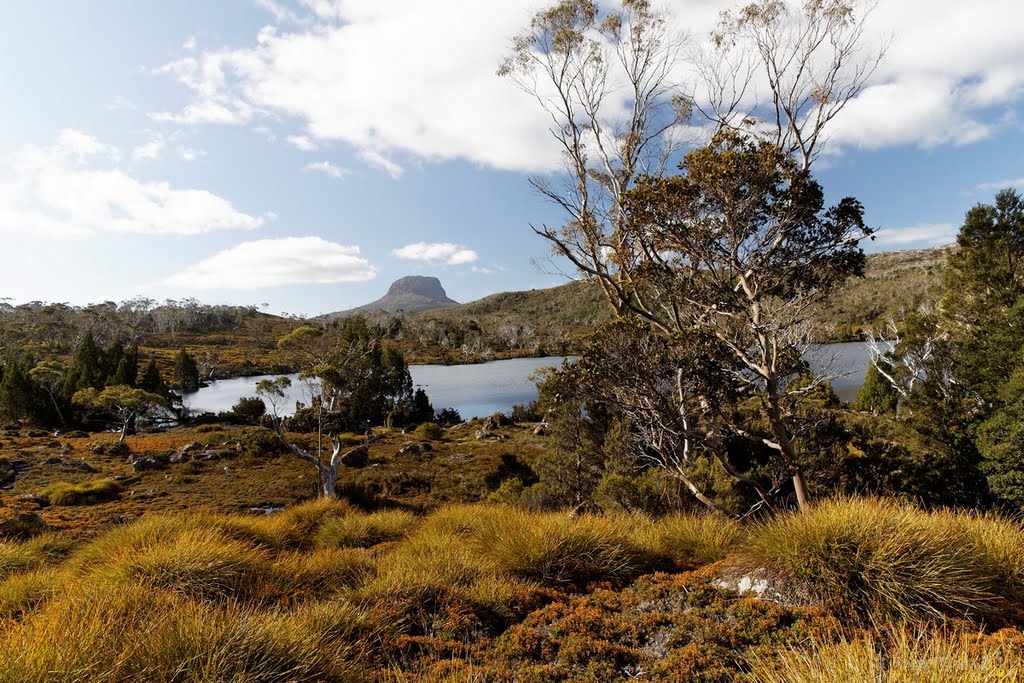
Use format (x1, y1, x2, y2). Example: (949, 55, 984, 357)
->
(408, 245, 951, 347)
(327, 276, 459, 317)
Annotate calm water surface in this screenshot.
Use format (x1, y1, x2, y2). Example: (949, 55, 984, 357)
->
(182, 356, 574, 419)
(182, 343, 878, 419)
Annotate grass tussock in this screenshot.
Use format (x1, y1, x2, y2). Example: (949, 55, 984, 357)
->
(106, 527, 270, 600)
(0, 584, 371, 683)
(39, 478, 122, 506)
(471, 507, 659, 587)
(652, 513, 743, 569)
(272, 547, 376, 599)
(314, 509, 420, 548)
(0, 542, 37, 580)
(747, 627, 1024, 683)
(0, 568, 57, 619)
(739, 497, 1024, 624)
(2, 497, 1023, 681)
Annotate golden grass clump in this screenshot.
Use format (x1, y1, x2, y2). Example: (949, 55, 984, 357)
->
(272, 547, 376, 598)
(368, 526, 489, 597)
(747, 628, 1024, 683)
(264, 497, 357, 548)
(0, 542, 38, 580)
(39, 478, 122, 506)
(651, 513, 743, 569)
(739, 497, 1024, 624)
(105, 526, 270, 600)
(313, 509, 420, 548)
(0, 584, 370, 683)
(0, 568, 57, 620)
(471, 507, 658, 587)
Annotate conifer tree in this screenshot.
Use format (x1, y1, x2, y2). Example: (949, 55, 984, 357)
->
(171, 348, 200, 392)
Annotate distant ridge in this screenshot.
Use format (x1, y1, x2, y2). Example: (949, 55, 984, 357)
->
(325, 275, 458, 317)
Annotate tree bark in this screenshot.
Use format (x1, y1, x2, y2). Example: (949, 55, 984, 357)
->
(792, 470, 810, 512)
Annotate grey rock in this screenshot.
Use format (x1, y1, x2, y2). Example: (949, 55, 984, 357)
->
(341, 445, 369, 468)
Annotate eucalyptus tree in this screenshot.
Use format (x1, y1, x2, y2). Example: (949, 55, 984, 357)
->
(503, 0, 883, 512)
(72, 385, 167, 443)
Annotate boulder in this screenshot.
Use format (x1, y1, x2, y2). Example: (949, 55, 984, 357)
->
(0, 511, 51, 539)
(170, 442, 211, 463)
(0, 460, 14, 487)
(395, 442, 422, 457)
(341, 445, 369, 468)
(129, 456, 166, 473)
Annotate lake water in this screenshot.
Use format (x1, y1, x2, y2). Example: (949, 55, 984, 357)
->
(181, 342, 878, 419)
(182, 356, 574, 419)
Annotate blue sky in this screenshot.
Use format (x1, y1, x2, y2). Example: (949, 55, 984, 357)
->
(1, 0, 1022, 316)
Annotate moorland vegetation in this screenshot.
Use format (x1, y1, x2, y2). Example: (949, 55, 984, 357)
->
(1, 0, 1023, 680)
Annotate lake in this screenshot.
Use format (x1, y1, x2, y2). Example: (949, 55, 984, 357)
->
(182, 356, 574, 419)
(181, 342, 879, 419)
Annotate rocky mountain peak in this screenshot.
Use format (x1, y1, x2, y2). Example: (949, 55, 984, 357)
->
(386, 276, 450, 301)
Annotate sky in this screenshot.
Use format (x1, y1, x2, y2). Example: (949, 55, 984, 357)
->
(0, 0, 1022, 317)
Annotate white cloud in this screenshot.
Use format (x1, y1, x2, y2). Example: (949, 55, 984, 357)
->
(773, 0, 1024, 153)
(471, 265, 504, 275)
(151, 1, 560, 173)
(303, 160, 350, 179)
(392, 241, 478, 266)
(152, 0, 1024, 172)
(0, 130, 268, 238)
(977, 178, 1024, 192)
(286, 134, 318, 151)
(165, 236, 376, 289)
(132, 137, 166, 161)
(106, 95, 137, 112)
(178, 146, 206, 161)
(873, 223, 958, 248)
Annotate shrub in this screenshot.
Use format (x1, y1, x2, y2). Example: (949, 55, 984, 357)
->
(237, 425, 286, 456)
(509, 402, 541, 423)
(487, 478, 525, 505)
(229, 395, 267, 424)
(435, 407, 462, 425)
(39, 478, 122, 506)
(489, 572, 837, 683)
